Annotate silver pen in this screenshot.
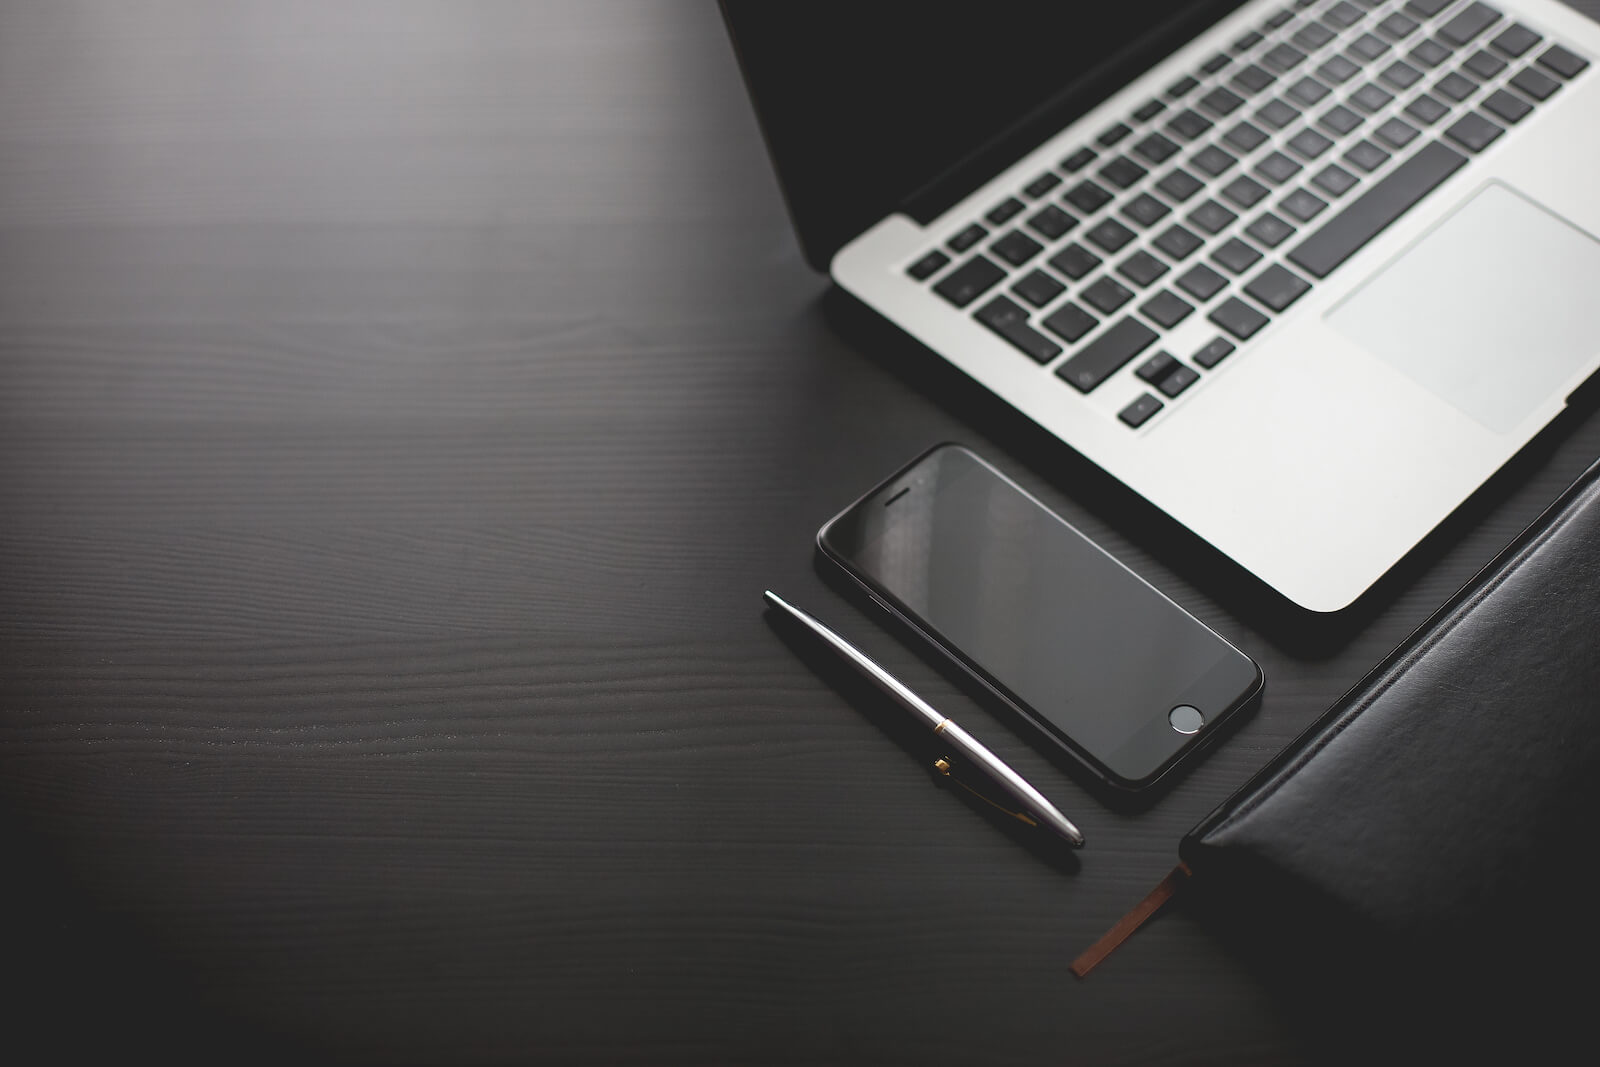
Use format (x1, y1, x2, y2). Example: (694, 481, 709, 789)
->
(764, 590, 1085, 848)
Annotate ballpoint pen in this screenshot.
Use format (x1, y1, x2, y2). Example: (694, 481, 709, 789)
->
(763, 590, 1085, 848)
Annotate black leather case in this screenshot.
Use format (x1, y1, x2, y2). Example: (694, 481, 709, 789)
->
(1179, 457, 1600, 1020)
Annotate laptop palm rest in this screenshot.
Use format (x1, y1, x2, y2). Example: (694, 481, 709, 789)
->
(1327, 182, 1600, 435)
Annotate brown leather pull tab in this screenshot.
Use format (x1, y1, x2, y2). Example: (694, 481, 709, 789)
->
(1070, 862, 1191, 978)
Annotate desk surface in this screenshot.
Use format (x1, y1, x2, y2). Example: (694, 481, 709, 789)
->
(3, 2, 1598, 1063)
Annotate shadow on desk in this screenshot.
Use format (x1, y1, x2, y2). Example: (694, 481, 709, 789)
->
(818, 285, 1600, 662)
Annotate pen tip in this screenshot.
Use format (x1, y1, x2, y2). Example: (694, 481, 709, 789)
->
(762, 590, 782, 608)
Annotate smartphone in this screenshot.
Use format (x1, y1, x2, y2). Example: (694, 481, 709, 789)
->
(817, 443, 1262, 795)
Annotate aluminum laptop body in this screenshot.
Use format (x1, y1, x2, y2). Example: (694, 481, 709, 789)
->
(723, 0, 1600, 612)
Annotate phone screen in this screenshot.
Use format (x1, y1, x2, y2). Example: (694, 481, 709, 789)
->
(819, 445, 1260, 788)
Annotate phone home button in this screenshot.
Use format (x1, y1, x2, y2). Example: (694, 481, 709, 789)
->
(1169, 705, 1204, 735)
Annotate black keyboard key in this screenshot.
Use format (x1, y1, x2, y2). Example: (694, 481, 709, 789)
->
(1289, 140, 1466, 278)
(1409, 39, 1453, 69)
(1245, 212, 1297, 249)
(1224, 121, 1270, 152)
(992, 230, 1045, 266)
(1288, 76, 1332, 105)
(1265, 8, 1295, 30)
(975, 295, 1063, 364)
(1264, 43, 1309, 72)
(1025, 172, 1063, 198)
(1255, 150, 1304, 184)
(1209, 296, 1271, 340)
(1143, 289, 1195, 329)
(1244, 262, 1311, 311)
(1443, 111, 1504, 152)
(1404, 0, 1453, 17)
(1118, 250, 1170, 288)
(1061, 147, 1099, 173)
(1056, 317, 1159, 392)
(1202, 52, 1233, 75)
(1234, 30, 1266, 53)
(1188, 198, 1239, 234)
(1481, 88, 1532, 124)
(987, 198, 1025, 224)
(1099, 156, 1149, 189)
(1311, 162, 1360, 197)
(1325, 1, 1363, 29)
(1374, 116, 1421, 148)
(1118, 393, 1164, 427)
(1134, 132, 1181, 164)
(1086, 218, 1137, 253)
(933, 255, 1006, 305)
(949, 223, 987, 252)
(1158, 364, 1200, 397)
(1288, 127, 1335, 159)
(1317, 54, 1362, 84)
(1256, 98, 1302, 129)
(1343, 139, 1391, 172)
(1012, 268, 1066, 308)
(1133, 98, 1168, 122)
(1509, 66, 1560, 101)
(1064, 180, 1114, 214)
(1320, 104, 1365, 135)
(1042, 301, 1099, 343)
(1049, 242, 1101, 280)
(1082, 275, 1135, 313)
(1153, 223, 1204, 261)
(1098, 122, 1133, 146)
(1222, 175, 1270, 208)
(1212, 237, 1263, 274)
(1156, 168, 1205, 202)
(1280, 187, 1329, 221)
(1438, 3, 1502, 49)
(1136, 350, 1179, 383)
(1490, 24, 1541, 60)
(1177, 262, 1229, 301)
(1193, 336, 1236, 368)
(1538, 45, 1590, 79)
(1191, 145, 1239, 177)
(1350, 82, 1395, 112)
(1464, 49, 1508, 80)
(1377, 12, 1419, 40)
(1028, 204, 1079, 239)
(1121, 192, 1172, 228)
(1201, 86, 1247, 117)
(1167, 109, 1214, 140)
(1295, 23, 1336, 51)
(1348, 33, 1391, 62)
(1404, 93, 1450, 125)
(1167, 74, 1201, 98)
(1379, 59, 1424, 89)
(1233, 64, 1278, 95)
(908, 250, 950, 280)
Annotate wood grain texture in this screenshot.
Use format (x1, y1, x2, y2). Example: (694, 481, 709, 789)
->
(3, 1, 1599, 1063)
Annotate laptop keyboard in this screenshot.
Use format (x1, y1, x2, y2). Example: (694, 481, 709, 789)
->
(901, 0, 1590, 429)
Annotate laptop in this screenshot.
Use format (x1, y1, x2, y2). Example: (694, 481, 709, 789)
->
(720, 0, 1600, 613)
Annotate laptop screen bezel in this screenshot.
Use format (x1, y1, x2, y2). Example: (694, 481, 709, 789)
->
(719, 0, 1250, 271)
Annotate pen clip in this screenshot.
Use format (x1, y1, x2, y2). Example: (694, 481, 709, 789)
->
(932, 757, 1039, 829)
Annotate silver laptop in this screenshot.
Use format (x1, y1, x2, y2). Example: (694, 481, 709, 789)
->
(722, 0, 1600, 613)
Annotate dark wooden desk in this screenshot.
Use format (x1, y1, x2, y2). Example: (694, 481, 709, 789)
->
(4, 3, 1597, 1062)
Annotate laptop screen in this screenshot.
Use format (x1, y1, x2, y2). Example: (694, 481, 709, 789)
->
(720, 1, 1247, 270)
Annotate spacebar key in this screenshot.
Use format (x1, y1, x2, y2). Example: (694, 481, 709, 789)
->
(1055, 317, 1158, 393)
(1288, 141, 1467, 279)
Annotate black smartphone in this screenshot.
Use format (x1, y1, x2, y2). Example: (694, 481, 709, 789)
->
(817, 443, 1262, 795)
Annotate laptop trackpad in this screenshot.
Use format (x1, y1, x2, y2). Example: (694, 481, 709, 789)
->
(1327, 182, 1600, 434)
